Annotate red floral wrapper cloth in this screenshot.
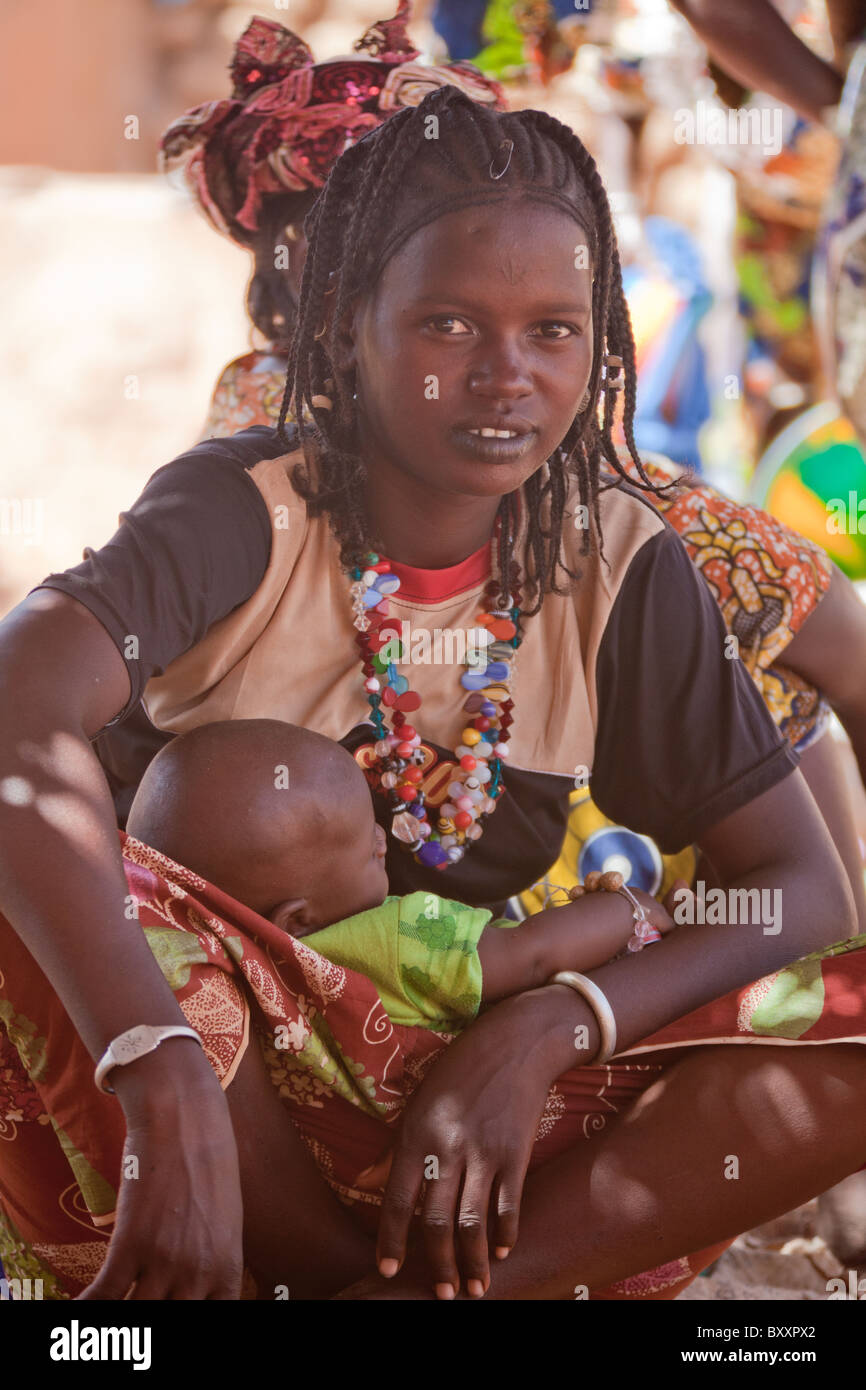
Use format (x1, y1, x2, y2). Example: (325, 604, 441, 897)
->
(2, 833, 864, 1299)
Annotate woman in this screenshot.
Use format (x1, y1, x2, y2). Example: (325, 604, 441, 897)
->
(2, 88, 866, 1303)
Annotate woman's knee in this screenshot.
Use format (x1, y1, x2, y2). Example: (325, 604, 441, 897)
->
(664, 1043, 866, 1147)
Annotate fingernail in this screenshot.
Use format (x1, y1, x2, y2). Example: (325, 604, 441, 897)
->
(467, 1279, 485, 1298)
(435, 1282, 456, 1300)
(378, 1258, 399, 1278)
(495, 1246, 511, 1260)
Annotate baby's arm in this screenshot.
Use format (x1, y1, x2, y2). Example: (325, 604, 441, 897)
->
(477, 887, 677, 1007)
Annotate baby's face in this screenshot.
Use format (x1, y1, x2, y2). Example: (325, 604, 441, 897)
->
(293, 766, 390, 934)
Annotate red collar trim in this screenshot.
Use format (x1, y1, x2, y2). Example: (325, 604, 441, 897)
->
(385, 538, 492, 603)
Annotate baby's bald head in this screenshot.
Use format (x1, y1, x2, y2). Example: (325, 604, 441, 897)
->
(127, 720, 389, 927)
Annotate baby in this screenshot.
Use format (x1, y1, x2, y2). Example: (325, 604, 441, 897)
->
(126, 719, 677, 1032)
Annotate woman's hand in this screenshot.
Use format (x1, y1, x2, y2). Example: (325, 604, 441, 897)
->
(375, 984, 596, 1300)
(79, 1046, 244, 1300)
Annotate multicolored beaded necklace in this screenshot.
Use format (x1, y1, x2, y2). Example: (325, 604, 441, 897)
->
(348, 535, 522, 869)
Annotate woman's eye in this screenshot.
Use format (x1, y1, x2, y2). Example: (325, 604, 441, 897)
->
(428, 315, 472, 335)
(534, 322, 579, 340)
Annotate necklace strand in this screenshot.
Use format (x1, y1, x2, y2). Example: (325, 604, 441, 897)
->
(348, 530, 522, 868)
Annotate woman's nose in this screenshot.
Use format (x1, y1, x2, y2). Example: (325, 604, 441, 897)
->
(467, 343, 532, 399)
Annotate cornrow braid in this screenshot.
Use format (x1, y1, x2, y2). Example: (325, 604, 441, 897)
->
(277, 86, 672, 614)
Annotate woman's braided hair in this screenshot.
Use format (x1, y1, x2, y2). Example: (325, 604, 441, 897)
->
(277, 86, 667, 613)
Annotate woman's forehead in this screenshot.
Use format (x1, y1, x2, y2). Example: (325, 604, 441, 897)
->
(378, 200, 592, 297)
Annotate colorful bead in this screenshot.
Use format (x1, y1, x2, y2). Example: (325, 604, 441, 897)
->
(454, 811, 472, 830)
(365, 677, 381, 693)
(418, 842, 448, 868)
(391, 811, 425, 844)
(460, 755, 477, 771)
(460, 671, 489, 692)
(482, 661, 510, 681)
(461, 728, 482, 746)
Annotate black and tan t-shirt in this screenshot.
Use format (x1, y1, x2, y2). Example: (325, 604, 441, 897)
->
(37, 425, 797, 909)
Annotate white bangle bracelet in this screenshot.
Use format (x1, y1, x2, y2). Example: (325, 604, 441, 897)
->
(94, 1024, 203, 1094)
(549, 970, 617, 1064)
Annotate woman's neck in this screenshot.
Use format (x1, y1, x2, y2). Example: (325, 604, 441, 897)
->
(364, 468, 501, 570)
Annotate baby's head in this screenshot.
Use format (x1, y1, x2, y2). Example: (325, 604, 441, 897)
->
(126, 720, 389, 935)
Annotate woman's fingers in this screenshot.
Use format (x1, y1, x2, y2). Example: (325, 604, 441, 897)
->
(77, 1243, 139, 1301)
(419, 1161, 465, 1299)
(662, 878, 693, 921)
(456, 1172, 493, 1297)
(491, 1163, 524, 1258)
(376, 1147, 425, 1278)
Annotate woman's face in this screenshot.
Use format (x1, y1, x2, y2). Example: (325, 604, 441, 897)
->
(348, 200, 594, 498)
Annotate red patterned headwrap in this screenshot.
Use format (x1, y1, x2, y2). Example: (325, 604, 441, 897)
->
(158, 3, 506, 244)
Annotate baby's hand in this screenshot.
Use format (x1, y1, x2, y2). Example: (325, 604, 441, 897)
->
(625, 886, 678, 937)
(660, 878, 695, 929)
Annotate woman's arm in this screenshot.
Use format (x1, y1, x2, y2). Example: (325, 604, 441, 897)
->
(373, 769, 855, 1297)
(669, 0, 845, 121)
(0, 589, 244, 1298)
(784, 564, 866, 787)
(0, 589, 366, 1299)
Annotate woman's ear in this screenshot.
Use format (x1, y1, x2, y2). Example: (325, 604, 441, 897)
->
(330, 296, 361, 376)
(268, 897, 317, 936)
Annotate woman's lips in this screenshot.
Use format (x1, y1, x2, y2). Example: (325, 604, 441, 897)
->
(450, 424, 538, 463)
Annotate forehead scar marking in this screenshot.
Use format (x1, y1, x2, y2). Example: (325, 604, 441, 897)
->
(495, 249, 528, 285)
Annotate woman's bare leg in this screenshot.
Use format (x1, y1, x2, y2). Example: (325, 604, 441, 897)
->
(225, 1034, 374, 1299)
(482, 1043, 866, 1299)
(784, 734, 866, 1263)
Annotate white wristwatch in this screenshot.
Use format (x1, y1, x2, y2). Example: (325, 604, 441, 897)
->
(94, 1024, 203, 1094)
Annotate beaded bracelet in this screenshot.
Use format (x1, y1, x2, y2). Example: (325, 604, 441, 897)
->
(545, 869, 663, 953)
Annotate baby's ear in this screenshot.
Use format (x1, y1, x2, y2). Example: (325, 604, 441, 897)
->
(268, 897, 316, 937)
